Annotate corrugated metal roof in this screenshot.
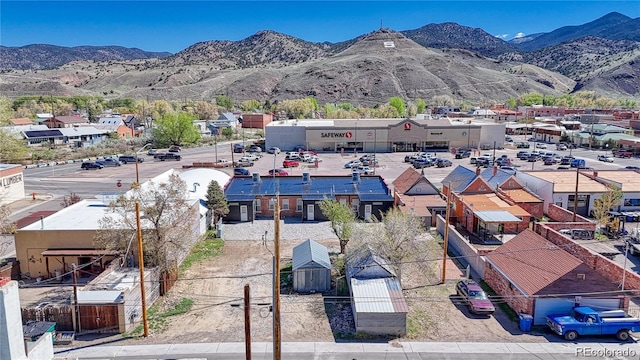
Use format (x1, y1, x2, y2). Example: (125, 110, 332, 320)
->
(77, 290, 122, 304)
(292, 239, 331, 270)
(350, 278, 408, 313)
(474, 210, 522, 223)
(441, 165, 476, 192)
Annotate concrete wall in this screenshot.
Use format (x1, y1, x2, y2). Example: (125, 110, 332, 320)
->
(265, 123, 306, 151)
(26, 332, 53, 360)
(122, 268, 160, 332)
(478, 123, 506, 150)
(0, 279, 26, 360)
(436, 215, 485, 278)
(355, 312, 406, 336)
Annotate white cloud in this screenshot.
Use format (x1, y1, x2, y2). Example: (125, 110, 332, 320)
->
(514, 32, 525, 39)
(495, 34, 509, 39)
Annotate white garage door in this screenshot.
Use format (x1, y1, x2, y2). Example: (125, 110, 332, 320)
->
(533, 298, 576, 325)
(578, 298, 621, 312)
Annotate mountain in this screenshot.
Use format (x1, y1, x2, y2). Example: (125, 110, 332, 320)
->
(0, 44, 171, 70)
(401, 22, 519, 58)
(161, 30, 336, 69)
(0, 29, 575, 105)
(508, 33, 544, 45)
(513, 12, 635, 51)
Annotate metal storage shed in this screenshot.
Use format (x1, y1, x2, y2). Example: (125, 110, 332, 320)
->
(292, 239, 332, 293)
(350, 277, 408, 335)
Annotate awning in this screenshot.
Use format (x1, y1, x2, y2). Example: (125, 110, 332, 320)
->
(41, 249, 120, 256)
(474, 210, 522, 223)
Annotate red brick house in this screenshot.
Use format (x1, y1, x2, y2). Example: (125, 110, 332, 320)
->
(242, 113, 273, 129)
(485, 229, 624, 325)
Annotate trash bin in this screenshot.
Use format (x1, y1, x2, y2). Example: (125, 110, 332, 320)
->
(519, 313, 533, 332)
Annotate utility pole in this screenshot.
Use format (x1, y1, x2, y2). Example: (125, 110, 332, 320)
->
(136, 201, 149, 337)
(441, 183, 452, 284)
(244, 284, 251, 360)
(572, 168, 580, 222)
(272, 195, 281, 360)
(72, 264, 79, 333)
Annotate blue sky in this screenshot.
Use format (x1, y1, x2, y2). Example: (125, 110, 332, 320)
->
(1, 1, 638, 53)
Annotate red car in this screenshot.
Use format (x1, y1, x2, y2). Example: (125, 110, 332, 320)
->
(283, 160, 299, 168)
(455, 279, 495, 315)
(268, 169, 289, 176)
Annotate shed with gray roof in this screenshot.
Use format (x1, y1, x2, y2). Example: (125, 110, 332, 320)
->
(292, 239, 331, 293)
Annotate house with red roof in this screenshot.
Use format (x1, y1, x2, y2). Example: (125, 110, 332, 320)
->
(484, 229, 625, 325)
(392, 168, 445, 227)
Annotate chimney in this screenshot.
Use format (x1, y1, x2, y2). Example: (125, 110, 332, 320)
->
(40, 215, 44, 229)
(252, 173, 261, 184)
(352, 172, 361, 184)
(475, 167, 481, 176)
(493, 165, 498, 176)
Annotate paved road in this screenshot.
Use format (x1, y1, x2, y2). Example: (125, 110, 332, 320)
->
(53, 341, 640, 360)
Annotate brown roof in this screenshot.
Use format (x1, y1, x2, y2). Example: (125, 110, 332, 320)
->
(49, 116, 86, 123)
(9, 118, 34, 125)
(459, 193, 530, 217)
(397, 194, 446, 216)
(502, 189, 542, 203)
(16, 211, 57, 229)
(522, 170, 608, 193)
(485, 230, 616, 295)
(392, 168, 422, 194)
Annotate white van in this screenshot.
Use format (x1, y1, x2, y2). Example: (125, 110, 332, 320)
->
(285, 152, 301, 160)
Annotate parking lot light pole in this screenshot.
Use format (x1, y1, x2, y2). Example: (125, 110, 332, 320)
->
(135, 144, 153, 187)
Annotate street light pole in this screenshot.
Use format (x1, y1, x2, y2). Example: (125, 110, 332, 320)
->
(134, 144, 152, 187)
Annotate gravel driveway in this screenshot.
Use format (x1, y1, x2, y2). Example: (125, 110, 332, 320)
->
(222, 219, 339, 242)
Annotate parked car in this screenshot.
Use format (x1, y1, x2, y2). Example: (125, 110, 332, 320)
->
(168, 145, 181, 153)
(235, 158, 254, 167)
(625, 166, 640, 170)
(469, 157, 478, 164)
(412, 158, 432, 169)
(570, 159, 586, 168)
(344, 160, 362, 168)
(362, 158, 378, 166)
(436, 159, 452, 168)
(455, 151, 471, 159)
(556, 144, 568, 151)
(158, 153, 182, 161)
(147, 148, 159, 156)
(355, 166, 374, 175)
(614, 150, 633, 158)
(285, 152, 301, 160)
(248, 145, 263, 153)
(233, 143, 245, 153)
(527, 155, 538, 162)
(625, 237, 640, 256)
(455, 279, 495, 315)
(81, 162, 103, 170)
(267, 147, 281, 154)
(283, 159, 299, 168)
(515, 142, 530, 149)
(536, 143, 548, 149)
(560, 156, 574, 165)
(268, 168, 289, 176)
(597, 155, 614, 163)
(546, 306, 640, 341)
(96, 158, 122, 167)
(504, 136, 513, 142)
(543, 157, 555, 165)
(118, 155, 143, 164)
(234, 168, 250, 176)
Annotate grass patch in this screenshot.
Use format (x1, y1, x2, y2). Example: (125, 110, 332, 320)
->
(594, 232, 609, 241)
(406, 308, 434, 339)
(126, 298, 195, 336)
(280, 262, 293, 291)
(479, 280, 518, 322)
(179, 232, 224, 274)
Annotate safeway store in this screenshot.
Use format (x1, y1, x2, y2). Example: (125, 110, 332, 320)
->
(265, 117, 505, 152)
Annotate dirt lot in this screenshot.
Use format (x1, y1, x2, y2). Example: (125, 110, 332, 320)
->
(69, 231, 543, 346)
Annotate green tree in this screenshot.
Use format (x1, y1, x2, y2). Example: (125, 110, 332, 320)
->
(318, 198, 356, 253)
(389, 97, 405, 117)
(0, 96, 14, 126)
(416, 98, 426, 114)
(0, 129, 28, 163)
(221, 127, 234, 139)
(277, 98, 316, 118)
(518, 92, 543, 106)
(153, 111, 200, 146)
(215, 95, 233, 110)
(306, 97, 319, 111)
(507, 97, 517, 109)
(240, 99, 262, 112)
(205, 180, 229, 228)
(592, 184, 623, 234)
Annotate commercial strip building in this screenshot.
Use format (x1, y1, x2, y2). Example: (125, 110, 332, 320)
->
(0, 164, 24, 206)
(265, 117, 505, 153)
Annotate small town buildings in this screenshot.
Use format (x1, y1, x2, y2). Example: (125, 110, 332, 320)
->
(96, 117, 135, 139)
(515, 170, 610, 217)
(584, 170, 640, 212)
(8, 117, 34, 126)
(224, 173, 394, 222)
(242, 113, 273, 129)
(35, 113, 53, 123)
(22, 126, 109, 147)
(392, 168, 445, 227)
(265, 117, 505, 153)
(42, 115, 88, 128)
(0, 164, 24, 205)
(291, 239, 331, 293)
(485, 229, 623, 325)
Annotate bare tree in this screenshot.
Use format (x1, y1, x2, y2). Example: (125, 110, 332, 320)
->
(60, 192, 82, 208)
(94, 174, 197, 272)
(0, 204, 16, 234)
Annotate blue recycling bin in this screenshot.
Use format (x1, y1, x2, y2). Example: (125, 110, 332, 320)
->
(519, 313, 533, 332)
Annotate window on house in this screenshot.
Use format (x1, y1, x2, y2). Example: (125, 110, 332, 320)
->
(254, 199, 261, 213)
(282, 199, 289, 211)
(269, 198, 275, 211)
(339, 198, 347, 206)
(296, 198, 303, 212)
(351, 199, 359, 212)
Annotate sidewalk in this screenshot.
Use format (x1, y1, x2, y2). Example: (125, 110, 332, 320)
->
(53, 341, 640, 359)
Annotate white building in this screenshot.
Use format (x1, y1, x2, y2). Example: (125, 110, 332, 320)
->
(0, 164, 24, 205)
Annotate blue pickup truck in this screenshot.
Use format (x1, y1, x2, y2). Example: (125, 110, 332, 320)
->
(547, 306, 640, 341)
